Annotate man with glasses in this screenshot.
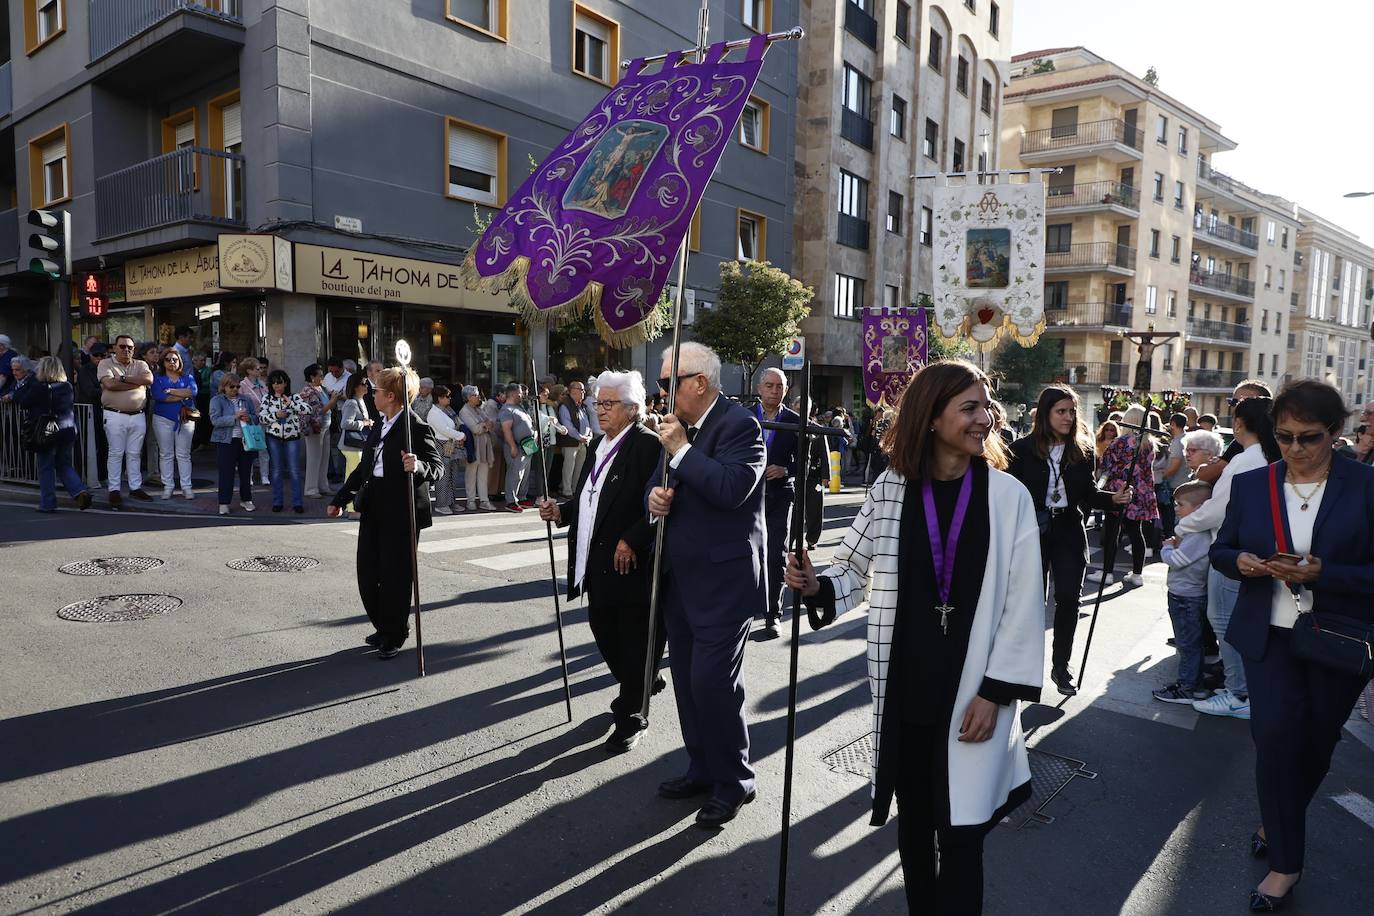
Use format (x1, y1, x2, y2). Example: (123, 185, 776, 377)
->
(1197, 379, 1271, 484)
(647, 342, 766, 828)
(557, 380, 593, 497)
(97, 335, 155, 508)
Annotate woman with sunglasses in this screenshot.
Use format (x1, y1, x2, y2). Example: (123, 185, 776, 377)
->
(151, 349, 198, 500)
(1209, 380, 1374, 911)
(209, 373, 258, 515)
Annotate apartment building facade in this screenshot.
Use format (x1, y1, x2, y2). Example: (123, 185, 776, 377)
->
(794, 0, 1012, 408)
(0, 0, 797, 390)
(1289, 208, 1374, 424)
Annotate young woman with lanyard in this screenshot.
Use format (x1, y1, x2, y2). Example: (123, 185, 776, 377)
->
(786, 359, 1045, 914)
(1009, 385, 1130, 696)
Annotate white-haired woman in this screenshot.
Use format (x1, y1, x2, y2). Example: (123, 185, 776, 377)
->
(1181, 428, 1225, 479)
(1099, 404, 1160, 586)
(538, 370, 667, 750)
(459, 385, 496, 511)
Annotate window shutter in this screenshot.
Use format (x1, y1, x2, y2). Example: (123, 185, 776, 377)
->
(222, 103, 242, 148)
(41, 137, 66, 166)
(450, 126, 499, 176)
(175, 119, 195, 148)
(577, 13, 610, 43)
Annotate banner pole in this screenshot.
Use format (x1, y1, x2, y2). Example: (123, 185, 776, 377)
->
(531, 351, 574, 722)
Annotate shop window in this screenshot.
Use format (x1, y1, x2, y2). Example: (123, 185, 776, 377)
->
(24, 0, 66, 54)
(446, 117, 507, 207)
(739, 97, 770, 153)
(738, 209, 766, 261)
(446, 0, 507, 40)
(572, 3, 619, 86)
(28, 124, 70, 207)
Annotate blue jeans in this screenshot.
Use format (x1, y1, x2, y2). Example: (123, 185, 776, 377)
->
(1155, 481, 1176, 537)
(266, 435, 304, 508)
(1206, 566, 1246, 697)
(36, 428, 88, 511)
(1166, 590, 1207, 689)
(216, 438, 256, 505)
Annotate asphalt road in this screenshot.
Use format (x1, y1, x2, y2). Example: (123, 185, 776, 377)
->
(1, 494, 1371, 915)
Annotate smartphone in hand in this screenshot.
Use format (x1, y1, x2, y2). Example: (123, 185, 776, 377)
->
(1267, 552, 1303, 564)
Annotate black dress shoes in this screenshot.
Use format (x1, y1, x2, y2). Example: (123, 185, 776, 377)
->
(658, 776, 712, 799)
(364, 632, 382, 648)
(695, 790, 756, 829)
(1051, 667, 1078, 697)
(605, 724, 643, 753)
(1249, 874, 1300, 911)
(377, 643, 402, 659)
(1250, 831, 1268, 858)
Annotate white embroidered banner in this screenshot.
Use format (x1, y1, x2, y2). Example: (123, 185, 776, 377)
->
(931, 180, 1046, 348)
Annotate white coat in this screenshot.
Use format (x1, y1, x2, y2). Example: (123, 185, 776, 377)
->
(819, 465, 1045, 826)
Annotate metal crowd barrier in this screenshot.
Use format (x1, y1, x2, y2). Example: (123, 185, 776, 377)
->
(0, 401, 100, 489)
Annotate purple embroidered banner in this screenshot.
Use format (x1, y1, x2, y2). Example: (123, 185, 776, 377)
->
(863, 307, 930, 407)
(461, 37, 769, 346)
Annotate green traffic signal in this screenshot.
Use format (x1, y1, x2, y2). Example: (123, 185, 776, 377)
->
(26, 208, 68, 279)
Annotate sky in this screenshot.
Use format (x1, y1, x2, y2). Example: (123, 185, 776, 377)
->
(1010, 0, 1374, 240)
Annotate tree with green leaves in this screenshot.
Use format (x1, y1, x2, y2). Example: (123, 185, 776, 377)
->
(990, 336, 1064, 406)
(1030, 58, 1055, 74)
(916, 294, 975, 362)
(691, 259, 814, 396)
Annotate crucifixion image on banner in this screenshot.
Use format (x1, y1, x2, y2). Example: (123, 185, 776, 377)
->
(931, 180, 1047, 349)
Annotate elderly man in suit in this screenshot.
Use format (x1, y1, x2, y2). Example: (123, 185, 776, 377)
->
(328, 366, 443, 659)
(539, 369, 665, 752)
(754, 367, 800, 639)
(648, 342, 766, 828)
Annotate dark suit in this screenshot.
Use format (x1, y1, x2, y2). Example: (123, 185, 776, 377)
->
(758, 403, 800, 624)
(1211, 456, 1374, 874)
(331, 409, 443, 647)
(1008, 435, 1117, 669)
(652, 392, 766, 804)
(557, 423, 665, 732)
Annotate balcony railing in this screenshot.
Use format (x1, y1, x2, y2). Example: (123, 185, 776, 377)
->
(840, 107, 874, 150)
(1057, 362, 1131, 386)
(1188, 269, 1255, 297)
(90, 0, 244, 61)
(1196, 160, 1242, 195)
(1022, 118, 1144, 156)
(1183, 367, 1247, 389)
(1045, 241, 1136, 272)
(1044, 301, 1134, 328)
(837, 213, 870, 250)
(1045, 180, 1140, 212)
(1194, 219, 1259, 250)
(844, 1, 879, 48)
(1186, 316, 1253, 344)
(95, 147, 246, 239)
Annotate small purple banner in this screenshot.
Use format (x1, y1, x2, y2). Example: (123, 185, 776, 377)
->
(863, 307, 930, 407)
(462, 37, 769, 346)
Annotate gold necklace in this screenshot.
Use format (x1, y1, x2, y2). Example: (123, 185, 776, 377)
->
(1286, 476, 1327, 511)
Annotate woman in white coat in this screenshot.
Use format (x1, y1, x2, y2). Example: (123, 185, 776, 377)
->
(787, 359, 1044, 915)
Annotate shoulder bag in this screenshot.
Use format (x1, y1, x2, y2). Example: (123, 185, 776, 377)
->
(241, 418, 268, 452)
(1269, 464, 1373, 679)
(22, 383, 60, 452)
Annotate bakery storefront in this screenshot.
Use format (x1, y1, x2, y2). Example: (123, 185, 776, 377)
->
(125, 244, 265, 360)
(295, 243, 523, 394)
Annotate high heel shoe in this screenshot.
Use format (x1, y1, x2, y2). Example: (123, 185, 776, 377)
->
(1248, 873, 1300, 912)
(1250, 830, 1268, 858)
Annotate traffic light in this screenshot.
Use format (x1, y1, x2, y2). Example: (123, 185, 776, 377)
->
(27, 208, 69, 279)
(79, 271, 108, 319)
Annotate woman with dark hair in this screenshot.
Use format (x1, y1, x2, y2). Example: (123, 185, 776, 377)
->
(1174, 397, 1280, 722)
(259, 368, 311, 513)
(1210, 380, 1374, 911)
(1009, 385, 1130, 696)
(1099, 404, 1160, 587)
(785, 359, 1043, 913)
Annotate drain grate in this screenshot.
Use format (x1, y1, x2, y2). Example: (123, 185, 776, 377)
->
(58, 594, 184, 623)
(58, 557, 165, 576)
(821, 733, 872, 779)
(227, 556, 320, 573)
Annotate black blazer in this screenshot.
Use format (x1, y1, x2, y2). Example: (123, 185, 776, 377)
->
(1008, 434, 1117, 525)
(759, 404, 800, 497)
(332, 408, 443, 530)
(557, 423, 662, 601)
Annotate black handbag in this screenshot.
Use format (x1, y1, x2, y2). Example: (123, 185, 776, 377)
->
(22, 384, 60, 452)
(1268, 465, 1374, 679)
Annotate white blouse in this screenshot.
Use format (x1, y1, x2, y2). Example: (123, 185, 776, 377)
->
(1269, 481, 1325, 628)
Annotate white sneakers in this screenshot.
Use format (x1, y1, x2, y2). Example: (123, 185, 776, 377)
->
(1193, 689, 1250, 719)
(184, 487, 195, 500)
(1122, 573, 1144, 587)
(435, 506, 454, 515)
(161, 489, 174, 500)
(242, 501, 256, 512)
(218, 505, 230, 515)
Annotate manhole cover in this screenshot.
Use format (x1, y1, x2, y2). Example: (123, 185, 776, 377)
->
(227, 556, 320, 573)
(821, 733, 872, 778)
(58, 557, 165, 576)
(1003, 749, 1097, 828)
(58, 594, 184, 622)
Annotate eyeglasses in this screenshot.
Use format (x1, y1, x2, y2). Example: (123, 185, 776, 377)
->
(225, 384, 240, 390)
(658, 372, 703, 392)
(591, 399, 628, 411)
(115, 344, 135, 350)
(1274, 430, 1328, 448)
(1226, 396, 1242, 408)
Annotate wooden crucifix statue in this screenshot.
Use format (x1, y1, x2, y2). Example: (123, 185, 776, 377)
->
(1122, 324, 1181, 393)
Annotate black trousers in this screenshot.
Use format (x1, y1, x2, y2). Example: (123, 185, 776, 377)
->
(1119, 518, 1146, 575)
(589, 594, 667, 732)
(90, 403, 108, 483)
(355, 509, 414, 646)
(1245, 626, 1370, 874)
(895, 723, 986, 914)
(804, 484, 823, 547)
(763, 487, 793, 622)
(1041, 513, 1088, 669)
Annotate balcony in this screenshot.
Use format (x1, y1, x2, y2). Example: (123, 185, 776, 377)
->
(0, 209, 17, 266)
(1183, 367, 1247, 391)
(837, 212, 870, 250)
(1020, 118, 1144, 164)
(1194, 219, 1259, 256)
(1188, 267, 1255, 303)
(0, 62, 11, 122)
(1045, 241, 1136, 274)
(89, 0, 245, 91)
(1043, 301, 1134, 330)
(94, 147, 245, 242)
(844, 1, 879, 48)
(840, 107, 874, 151)
(1058, 362, 1131, 387)
(1195, 161, 1252, 208)
(1186, 316, 1253, 346)
(1044, 180, 1140, 217)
